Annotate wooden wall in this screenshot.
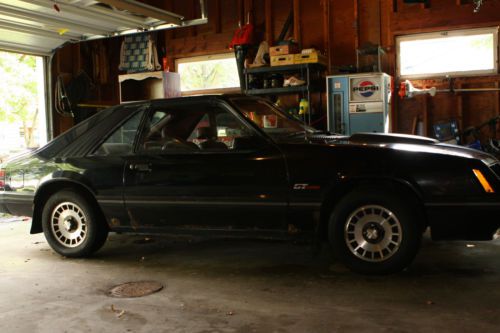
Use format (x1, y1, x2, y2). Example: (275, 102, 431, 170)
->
(386, 0, 500, 140)
(52, 0, 500, 140)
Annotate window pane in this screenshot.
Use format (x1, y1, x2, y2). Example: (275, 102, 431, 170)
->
(213, 109, 253, 150)
(93, 111, 144, 156)
(398, 28, 497, 77)
(140, 108, 205, 153)
(140, 105, 254, 153)
(177, 54, 240, 92)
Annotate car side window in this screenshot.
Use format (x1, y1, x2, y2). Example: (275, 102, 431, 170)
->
(139, 104, 257, 153)
(209, 108, 254, 150)
(93, 111, 144, 156)
(184, 106, 255, 151)
(140, 108, 202, 153)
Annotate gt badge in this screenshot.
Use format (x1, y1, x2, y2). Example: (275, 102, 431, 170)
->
(293, 184, 321, 190)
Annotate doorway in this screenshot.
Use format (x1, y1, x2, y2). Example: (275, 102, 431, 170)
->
(0, 51, 48, 163)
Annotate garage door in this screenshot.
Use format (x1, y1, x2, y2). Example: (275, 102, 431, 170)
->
(0, 0, 206, 56)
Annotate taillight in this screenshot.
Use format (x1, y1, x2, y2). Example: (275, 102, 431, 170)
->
(0, 168, 5, 187)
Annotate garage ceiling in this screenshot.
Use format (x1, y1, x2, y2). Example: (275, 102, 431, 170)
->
(0, 0, 207, 56)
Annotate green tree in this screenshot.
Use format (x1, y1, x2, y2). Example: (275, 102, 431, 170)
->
(180, 59, 240, 91)
(0, 51, 38, 147)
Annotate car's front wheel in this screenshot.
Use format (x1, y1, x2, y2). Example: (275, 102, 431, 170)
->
(329, 188, 421, 274)
(42, 190, 108, 257)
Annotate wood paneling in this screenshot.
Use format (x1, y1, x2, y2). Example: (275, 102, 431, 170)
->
(358, 0, 381, 46)
(387, 0, 500, 136)
(392, 0, 500, 33)
(330, 0, 357, 68)
(51, 0, 500, 137)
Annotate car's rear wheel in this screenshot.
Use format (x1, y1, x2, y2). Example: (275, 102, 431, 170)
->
(42, 190, 108, 257)
(329, 188, 421, 274)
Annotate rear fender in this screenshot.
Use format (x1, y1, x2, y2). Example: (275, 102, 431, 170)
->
(31, 177, 101, 234)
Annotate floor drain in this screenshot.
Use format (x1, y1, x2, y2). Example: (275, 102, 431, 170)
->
(108, 281, 163, 298)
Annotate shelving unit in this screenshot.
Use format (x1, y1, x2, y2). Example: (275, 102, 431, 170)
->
(245, 85, 309, 96)
(244, 63, 326, 124)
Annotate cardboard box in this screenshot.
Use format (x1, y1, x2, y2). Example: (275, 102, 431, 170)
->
(294, 53, 327, 65)
(269, 44, 300, 56)
(270, 54, 296, 67)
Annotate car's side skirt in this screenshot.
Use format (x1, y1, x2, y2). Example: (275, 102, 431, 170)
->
(110, 225, 314, 241)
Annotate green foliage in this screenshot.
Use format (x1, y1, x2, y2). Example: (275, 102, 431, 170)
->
(470, 34, 493, 49)
(0, 51, 38, 124)
(180, 59, 240, 91)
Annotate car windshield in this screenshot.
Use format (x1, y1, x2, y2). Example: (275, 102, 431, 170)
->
(229, 97, 317, 139)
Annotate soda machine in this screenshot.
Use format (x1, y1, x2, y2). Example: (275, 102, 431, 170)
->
(326, 73, 392, 135)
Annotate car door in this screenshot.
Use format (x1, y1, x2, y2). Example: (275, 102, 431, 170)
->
(122, 99, 289, 232)
(85, 107, 148, 229)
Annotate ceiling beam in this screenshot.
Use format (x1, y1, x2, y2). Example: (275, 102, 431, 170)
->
(96, 0, 183, 26)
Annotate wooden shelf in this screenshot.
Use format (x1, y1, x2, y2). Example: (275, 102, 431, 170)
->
(244, 63, 325, 97)
(118, 71, 180, 103)
(245, 86, 308, 96)
(245, 63, 326, 74)
(118, 71, 163, 83)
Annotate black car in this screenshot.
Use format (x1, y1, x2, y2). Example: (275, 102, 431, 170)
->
(1, 95, 499, 274)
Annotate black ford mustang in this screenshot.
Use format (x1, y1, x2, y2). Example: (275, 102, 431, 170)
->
(1, 95, 499, 274)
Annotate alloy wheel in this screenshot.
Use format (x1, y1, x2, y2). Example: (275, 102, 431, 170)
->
(344, 205, 402, 262)
(50, 202, 88, 248)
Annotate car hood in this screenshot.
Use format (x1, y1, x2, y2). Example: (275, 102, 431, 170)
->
(303, 132, 497, 165)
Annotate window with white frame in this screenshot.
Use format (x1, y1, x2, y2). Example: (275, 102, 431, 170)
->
(397, 27, 498, 78)
(176, 53, 240, 93)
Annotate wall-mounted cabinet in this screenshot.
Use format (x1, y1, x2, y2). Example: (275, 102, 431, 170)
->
(118, 71, 180, 103)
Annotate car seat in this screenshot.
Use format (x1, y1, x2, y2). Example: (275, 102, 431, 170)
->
(161, 126, 199, 151)
(196, 127, 228, 150)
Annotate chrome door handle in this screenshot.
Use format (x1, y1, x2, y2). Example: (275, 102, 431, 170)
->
(129, 163, 152, 172)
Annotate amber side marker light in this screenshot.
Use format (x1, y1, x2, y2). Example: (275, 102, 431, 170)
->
(473, 169, 495, 193)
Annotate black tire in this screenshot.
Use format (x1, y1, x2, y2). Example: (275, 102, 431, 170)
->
(42, 190, 108, 257)
(329, 188, 421, 274)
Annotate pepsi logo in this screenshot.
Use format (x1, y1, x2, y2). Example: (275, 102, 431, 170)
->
(353, 81, 380, 98)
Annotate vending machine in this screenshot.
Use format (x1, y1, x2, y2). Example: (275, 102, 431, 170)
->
(326, 73, 392, 135)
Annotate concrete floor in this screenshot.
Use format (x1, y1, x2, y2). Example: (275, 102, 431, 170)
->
(0, 219, 499, 333)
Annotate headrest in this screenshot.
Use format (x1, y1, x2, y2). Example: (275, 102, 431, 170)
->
(161, 126, 169, 138)
(196, 126, 217, 140)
